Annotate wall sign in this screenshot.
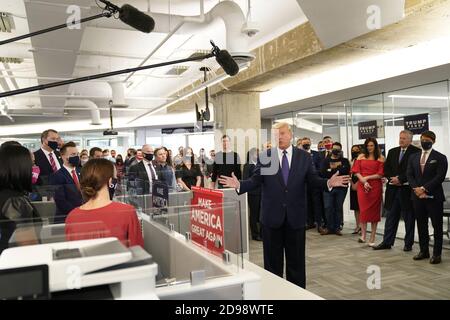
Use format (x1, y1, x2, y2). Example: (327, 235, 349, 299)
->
(358, 120, 378, 140)
(404, 113, 429, 135)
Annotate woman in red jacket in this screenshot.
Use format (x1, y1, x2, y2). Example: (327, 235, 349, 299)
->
(65, 158, 143, 247)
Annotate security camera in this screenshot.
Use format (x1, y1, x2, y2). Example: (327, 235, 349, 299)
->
(242, 21, 260, 37)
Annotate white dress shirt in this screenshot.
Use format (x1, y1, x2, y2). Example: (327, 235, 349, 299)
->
(41, 147, 61, 170)
(143, 160, 158, 183)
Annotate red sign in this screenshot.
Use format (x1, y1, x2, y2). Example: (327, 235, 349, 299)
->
(190, 187, 224, 257)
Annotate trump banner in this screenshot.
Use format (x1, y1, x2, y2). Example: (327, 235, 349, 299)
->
(358, 120, 378, 140)
(404, 113, 429, 135)
(190, 187, 224, 257)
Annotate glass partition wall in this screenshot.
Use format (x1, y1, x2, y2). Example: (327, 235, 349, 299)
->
(269, 80, 450, 246)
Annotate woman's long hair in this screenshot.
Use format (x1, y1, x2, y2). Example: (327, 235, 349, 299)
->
(363, 137, 381, 160)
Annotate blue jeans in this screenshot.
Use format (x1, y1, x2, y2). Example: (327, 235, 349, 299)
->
(323, 188, 348, 233)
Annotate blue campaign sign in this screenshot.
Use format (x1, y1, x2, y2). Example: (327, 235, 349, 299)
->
(152, 181, 169, 208)
(404, 113, 429, 135)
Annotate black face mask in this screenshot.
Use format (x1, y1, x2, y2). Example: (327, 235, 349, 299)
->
(68, 155, 80, 167)
(48, 140, 58, 151)
(302, 144, 311, 150)
(144, 153, 154, 161)
(116, 159, 123, 165)
(332, 149, 342, 157)
(109, 178, 118, 200)
(351, 152, 359, 160)
(421, 141, 433, 151)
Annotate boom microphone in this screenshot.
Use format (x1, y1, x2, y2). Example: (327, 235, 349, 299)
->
(119, 4, 155, 34)
(210, 41, 239, 76)
(99, 1, 155, 33)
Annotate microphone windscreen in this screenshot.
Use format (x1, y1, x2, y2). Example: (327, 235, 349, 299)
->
(215, 50, 239, 76)
(119, 4, 155, 33)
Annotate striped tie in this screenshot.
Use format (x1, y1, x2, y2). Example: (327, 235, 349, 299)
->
(49, 152, 57, 172)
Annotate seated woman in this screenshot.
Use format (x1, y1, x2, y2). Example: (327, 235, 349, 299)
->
(65, 158, 143, 247)
(0, 145, 40, 254)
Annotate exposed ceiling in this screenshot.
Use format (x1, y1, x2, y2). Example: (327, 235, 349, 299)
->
(0, 0, 307, 128)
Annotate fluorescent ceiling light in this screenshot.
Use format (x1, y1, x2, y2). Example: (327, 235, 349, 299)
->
(388, 95, 448, 100)
(296, 111, 404, 116)
(127, 63, 250, 124)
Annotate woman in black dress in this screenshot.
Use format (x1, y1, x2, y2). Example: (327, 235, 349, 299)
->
(175, 147, 202, 191)
(350, 144, 362, 234)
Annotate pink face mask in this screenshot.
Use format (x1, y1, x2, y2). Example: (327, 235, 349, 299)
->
(32, 165, 40, 184)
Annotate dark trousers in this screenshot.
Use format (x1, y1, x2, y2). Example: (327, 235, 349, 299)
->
(323, 188, 347, 232)
(306, 187, 325, 228)
(248, 194, 261, 238)
(382, 189, 415, 247)
(413, 199, 444, 256)
(262, 222, 306, 288)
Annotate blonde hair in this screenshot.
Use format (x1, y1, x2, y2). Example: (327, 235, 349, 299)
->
(272, 122, 292, 133)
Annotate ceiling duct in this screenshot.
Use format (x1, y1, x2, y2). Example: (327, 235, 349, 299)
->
(108, 81, 128, 108)
(64, 99, 101, 125)
(165, 66, 189, 76)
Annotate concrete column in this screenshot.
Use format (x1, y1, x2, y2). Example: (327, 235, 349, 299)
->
(212, 92, 261, 163)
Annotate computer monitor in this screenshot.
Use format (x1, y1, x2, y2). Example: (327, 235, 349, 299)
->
(0, 265, 50, 300)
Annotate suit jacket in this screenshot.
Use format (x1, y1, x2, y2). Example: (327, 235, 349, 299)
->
(407, 149, 448, 202)
(239, 147, 328, 229)
(34, 149, 63, 184)
(48, 167, 82, 221)
(384, 145, 421, 210)
(243, 163, 261, 195)
(128, 161, 157, 195)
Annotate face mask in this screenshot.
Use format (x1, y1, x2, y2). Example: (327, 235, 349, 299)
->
(325, 143, 333, 150)
(32, 165, 40, 185)
(109, 178, 118, 200)
(136, 154, 143, 161)
(68, 155, 80, 167)
(116, 159, 123, 164)
(332, 149, 342, 157)
(421, 141, 433, 151)
(48, 140, 58, 151)
(351, 152, 359, 160)
(144, 153, 154, 161)
(318, 147, 325, 152)
(302, 144, 311, 150)
(81, 159, 89, 166)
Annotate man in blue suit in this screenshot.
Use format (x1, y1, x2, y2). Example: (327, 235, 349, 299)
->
(219, 123, 349, 288)
(49, 141, 83, 224)
(407, 130, 448, 264)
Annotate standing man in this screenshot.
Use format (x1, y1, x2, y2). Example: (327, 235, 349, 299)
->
(49, 142, 83, 223)
(212, 135, 242, 189)
(34, 129, 63, 185)
(407, 131, 448, 264)
(219, 122, 349, 288)
(373, 130, 421, 251)
(128, 144, 158, 195)
(297, 137, 324, 231)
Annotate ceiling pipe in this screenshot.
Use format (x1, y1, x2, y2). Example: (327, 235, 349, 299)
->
(108, 81, 129, 108)
(64, 99, 101, 125)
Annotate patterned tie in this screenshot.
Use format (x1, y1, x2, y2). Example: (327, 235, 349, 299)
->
(48, 152, 57, 172)
(420, 152, 427, 174)
(399, 149, 405, 163)
(149, 163, 156, 180)
(71, 169, 80, 190)
(281, 150, 289, 185)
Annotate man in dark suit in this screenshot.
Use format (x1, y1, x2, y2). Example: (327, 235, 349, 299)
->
(407, 130, 448, 264)
(219, 123, 349, 288)
(128, 144, 158, 195)
(373, 130, 421, 251)
(297, 137, 324, 231)
(33, 129, 63, 185)
(49, 141, 83, 223)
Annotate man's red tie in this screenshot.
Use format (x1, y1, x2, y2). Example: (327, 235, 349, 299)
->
(49, 152, 57, 172)
(71, 169, 80, 190)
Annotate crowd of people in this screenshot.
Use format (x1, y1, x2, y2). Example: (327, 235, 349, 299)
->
(0, 126, 447, 269)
